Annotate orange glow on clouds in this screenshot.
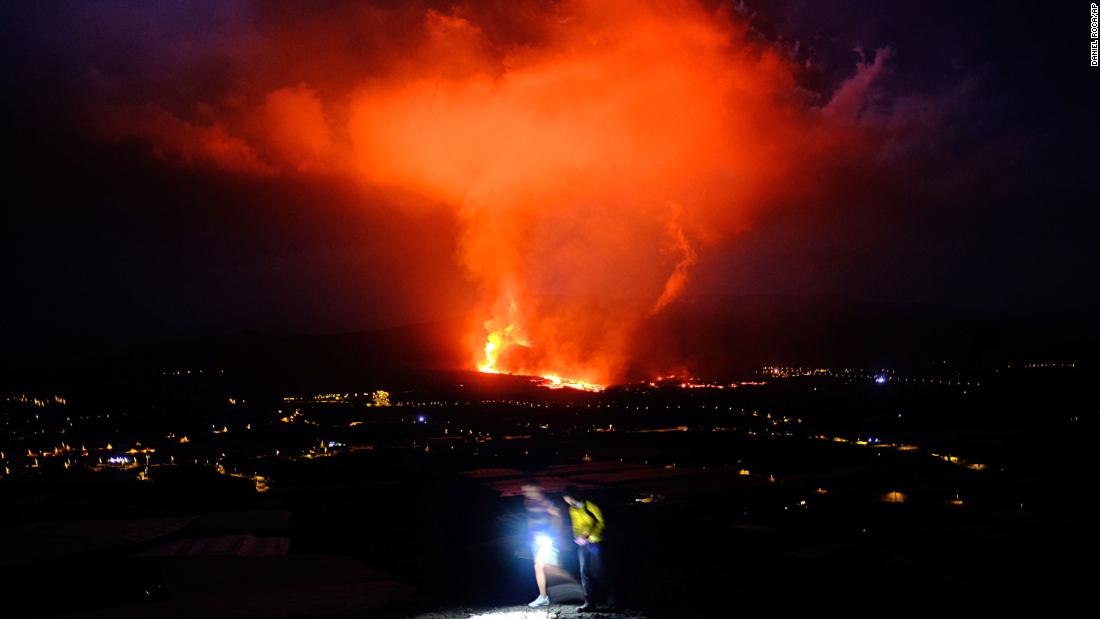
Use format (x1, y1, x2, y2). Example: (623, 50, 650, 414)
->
(92, 0, 883, 387)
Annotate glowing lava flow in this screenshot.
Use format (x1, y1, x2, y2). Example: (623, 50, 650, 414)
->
(477, 325, 605, 392)
(535, 373, 605, 392)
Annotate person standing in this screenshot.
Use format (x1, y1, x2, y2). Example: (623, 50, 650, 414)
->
(563, 485, 609, 612)
(523, 483, 560, 608)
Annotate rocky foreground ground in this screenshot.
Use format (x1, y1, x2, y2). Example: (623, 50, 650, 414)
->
(407, 606, 646, 619)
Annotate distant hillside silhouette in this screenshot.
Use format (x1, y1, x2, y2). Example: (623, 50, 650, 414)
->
(3, 295, 1095, 390)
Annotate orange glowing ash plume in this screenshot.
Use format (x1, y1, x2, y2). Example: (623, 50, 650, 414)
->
(89, 0, 883, 387)
(348, 0, 844, 387)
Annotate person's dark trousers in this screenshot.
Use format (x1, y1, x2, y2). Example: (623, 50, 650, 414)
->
(577, 542, 606, 604)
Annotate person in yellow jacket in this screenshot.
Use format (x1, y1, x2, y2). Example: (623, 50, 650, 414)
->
(563, 485, 609, 612)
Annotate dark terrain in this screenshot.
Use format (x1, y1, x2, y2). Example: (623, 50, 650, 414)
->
(1, 333, 1094, 616)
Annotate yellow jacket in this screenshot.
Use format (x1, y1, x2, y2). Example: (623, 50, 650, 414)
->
(569, 500, 605, 543)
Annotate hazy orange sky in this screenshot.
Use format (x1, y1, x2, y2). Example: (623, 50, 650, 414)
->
(3, 0, 1095, 375)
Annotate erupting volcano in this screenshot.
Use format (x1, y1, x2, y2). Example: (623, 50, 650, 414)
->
(86, 0, 887, 387)
(349, 0, 867, 388)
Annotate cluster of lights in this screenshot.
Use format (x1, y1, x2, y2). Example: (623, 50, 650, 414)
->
(813, 434, 987, 472)
(281, 390, 393, 406)
(4, 394, 66, 408)
(161, 369, 222, 376)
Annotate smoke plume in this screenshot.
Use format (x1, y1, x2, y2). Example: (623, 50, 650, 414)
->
(81, 0, 890, 385)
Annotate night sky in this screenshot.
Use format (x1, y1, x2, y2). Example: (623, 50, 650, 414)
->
(2, 0, 1097, 369)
